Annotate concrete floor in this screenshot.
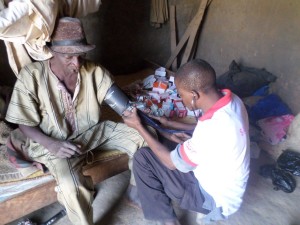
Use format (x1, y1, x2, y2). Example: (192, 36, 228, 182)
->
(7, 151, 300, 225)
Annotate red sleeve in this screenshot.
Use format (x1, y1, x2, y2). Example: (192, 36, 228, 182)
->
(179, 144, 198, 167)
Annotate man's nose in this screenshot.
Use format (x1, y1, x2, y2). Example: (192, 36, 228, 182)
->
(71, 56, 81, 68)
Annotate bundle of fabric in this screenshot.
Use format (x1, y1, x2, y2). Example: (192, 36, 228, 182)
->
(241, 83, 295, 159)
(150, 0, 169, 28)
(0, 85, 44, 183)
(0, 0, 102, 75)
(0, 126, 45, 183)
(257, 114, 294, 146)
(258, 113, 300, 160)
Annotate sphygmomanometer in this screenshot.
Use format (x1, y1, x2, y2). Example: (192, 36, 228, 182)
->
(104, 84, 194, 135)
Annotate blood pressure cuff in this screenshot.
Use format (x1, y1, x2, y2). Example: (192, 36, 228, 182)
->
(104, 84, 131, 116)
(104, 84, 194, 135)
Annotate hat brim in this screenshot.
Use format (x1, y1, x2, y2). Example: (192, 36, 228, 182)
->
(50, 45, 96, 55)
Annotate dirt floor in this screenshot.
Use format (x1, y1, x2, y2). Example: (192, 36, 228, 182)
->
(8, 150, 300, 225)
(214, 151, 300, 225)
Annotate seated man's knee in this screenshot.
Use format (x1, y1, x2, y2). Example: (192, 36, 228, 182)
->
(133, 147, 151, 167)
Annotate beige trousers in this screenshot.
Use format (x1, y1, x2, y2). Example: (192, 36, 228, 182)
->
(30, 121, 149, 225)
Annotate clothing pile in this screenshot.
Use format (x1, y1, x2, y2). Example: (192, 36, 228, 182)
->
(217, 60, 296, 158)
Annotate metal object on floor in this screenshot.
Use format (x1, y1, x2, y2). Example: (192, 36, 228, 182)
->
(17, 219, 37, 225)
(17, 209, 67, 225)
(40, 209, 67, 225)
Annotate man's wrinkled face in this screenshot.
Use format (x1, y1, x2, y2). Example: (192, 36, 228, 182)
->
(54, 53, 86, 74)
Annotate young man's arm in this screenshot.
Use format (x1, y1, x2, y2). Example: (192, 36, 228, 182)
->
(122, 108, 176, 170)
(157, 130, 191, 144)
(149, 114, 196, 131)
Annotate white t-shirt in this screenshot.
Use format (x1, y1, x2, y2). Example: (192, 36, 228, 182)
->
(171, 89, 250, 217)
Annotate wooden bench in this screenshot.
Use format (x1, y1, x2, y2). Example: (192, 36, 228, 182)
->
(0, 147, 129, 224)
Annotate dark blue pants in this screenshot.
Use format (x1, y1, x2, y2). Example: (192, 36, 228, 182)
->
(133, 147, 209, 221)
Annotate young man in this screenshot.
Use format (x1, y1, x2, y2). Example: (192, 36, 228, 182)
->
(5, 17, 148, 225)
(122, 59, 250, 225)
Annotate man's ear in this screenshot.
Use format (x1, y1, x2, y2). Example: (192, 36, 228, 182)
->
(4, 0, 13, 7)
(191, 90, 200, 100)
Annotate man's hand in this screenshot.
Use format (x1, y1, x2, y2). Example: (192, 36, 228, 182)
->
(19, 124, 82, 159)
(148, 114, 170, 126)
(122, 107, 142, 130)
(123, 108, 176, 170)
(160, 131, 191, 144)
(170, 132, 191, 143)
(46, 140, 82, 158)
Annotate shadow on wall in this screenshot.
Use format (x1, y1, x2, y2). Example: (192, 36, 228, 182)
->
(82, 0, 170, 75)
(0, 41, 16, 86)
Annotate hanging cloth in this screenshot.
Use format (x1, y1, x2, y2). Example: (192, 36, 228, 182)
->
(150, 0, 169, 28)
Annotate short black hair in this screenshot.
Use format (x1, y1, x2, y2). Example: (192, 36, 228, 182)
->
(175, 59, 216, 93)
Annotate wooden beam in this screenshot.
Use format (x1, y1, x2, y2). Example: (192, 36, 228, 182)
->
(180, 0, 208, 66)
(165, 0, 211, 69)
(170, 5, 178, 71)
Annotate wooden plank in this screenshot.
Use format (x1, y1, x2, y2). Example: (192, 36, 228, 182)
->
(165, 19, 195, 69)
(165, 0, 211, 69)
(0, 180, 57, 225)
(180, 0, 209, 66)
(170, 5, 178, 71)
(0, 154, 130, 224)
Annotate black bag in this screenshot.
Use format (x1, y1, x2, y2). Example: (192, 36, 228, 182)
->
(277, 150, 300, 176)
(259, 164, 296, 193)
(216, 60, 277, 98)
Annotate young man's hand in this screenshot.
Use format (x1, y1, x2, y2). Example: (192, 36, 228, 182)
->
(171, 132, 191, 143)
(148, 114, 170, 126)
(160, 131, 191, 144)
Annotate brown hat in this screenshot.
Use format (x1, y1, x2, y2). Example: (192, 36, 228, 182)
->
(49, 17, 95, 54)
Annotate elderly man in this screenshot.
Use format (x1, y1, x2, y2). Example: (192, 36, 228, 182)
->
(5, 17, 148, 225)
(122, 59, 250, 225)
